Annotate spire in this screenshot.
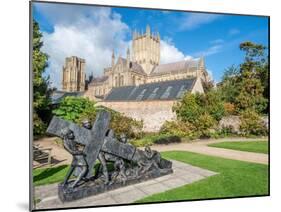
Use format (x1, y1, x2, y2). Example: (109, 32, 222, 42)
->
(199, 55, 205, 69)
(156, 31, 160, 41)
(146, 24, 151, 36)
(127, 47, 130, 68)
(111, 49, 115, 67)
(112, 49, 115, 58)
(127, 47, 130, 56)
(133, 30, 137, 39)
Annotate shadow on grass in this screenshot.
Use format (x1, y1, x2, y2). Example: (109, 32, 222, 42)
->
(34, 165, 68, 182)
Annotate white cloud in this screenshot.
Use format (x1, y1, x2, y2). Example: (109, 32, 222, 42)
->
(180, 13, 221, 30)
(210, 39, 224, 44)
(160, 39, 192, 64)
(38, 5, 130, 89)
(36, 4, 193, 88)
(229, 28, 240, 36)
(194, 44, 222, 57)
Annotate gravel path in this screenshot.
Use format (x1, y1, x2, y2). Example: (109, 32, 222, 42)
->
(33, 137, 268, 167)
(33, 160, 217, 209)
(150, 137, 268, 165)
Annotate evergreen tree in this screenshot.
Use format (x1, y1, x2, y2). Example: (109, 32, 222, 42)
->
(236, 42, 268, 114)
(32, 19, 51, 136)
(219, 42, 268, 114)
(220, 65, 240, 104)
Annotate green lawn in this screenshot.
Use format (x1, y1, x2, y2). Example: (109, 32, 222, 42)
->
(137, 151, 268, 203)
(33, 165, 70, 186)
(33, 163, 108, 186)
(34, 151, 268, 203)
(208, 141, 268, 154)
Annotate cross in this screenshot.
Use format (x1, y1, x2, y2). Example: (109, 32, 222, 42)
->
(46, 111, 147, 178)
(46, 111, 111, 178)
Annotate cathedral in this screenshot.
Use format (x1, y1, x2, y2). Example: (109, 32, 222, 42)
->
(62, 56, 86, 92)
(84, 25, 211, 100)
(59, 25, 212, 131)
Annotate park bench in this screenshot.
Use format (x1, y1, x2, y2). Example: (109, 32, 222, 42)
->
(33, 144, 53, 168)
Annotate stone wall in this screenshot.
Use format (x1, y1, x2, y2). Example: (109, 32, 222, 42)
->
(98, 100, 177, 132)
(219, 115, 269, 133)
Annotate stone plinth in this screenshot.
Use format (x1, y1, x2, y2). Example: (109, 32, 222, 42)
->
(58, 163, 173, 202)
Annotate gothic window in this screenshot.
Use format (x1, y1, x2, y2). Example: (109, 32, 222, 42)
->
(120, 75, 124, 86)
(115, 76, 118, 87)
(118, 74, 121, 87)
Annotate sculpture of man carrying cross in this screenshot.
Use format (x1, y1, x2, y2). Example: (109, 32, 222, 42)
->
(60, 128, 89, 188)
(81, 119, 109, 184)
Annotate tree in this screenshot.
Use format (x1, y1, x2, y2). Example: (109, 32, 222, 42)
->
(172, 90, 224, 138)
(53, 96, 143, 138)
(33, 19, 51, 136)
(219, 65, 240, 104)
(236, 42, 268, 113)
(53, 97, 97, 123)
(173, 92, 204, 124)
(218, 42, 269, 114)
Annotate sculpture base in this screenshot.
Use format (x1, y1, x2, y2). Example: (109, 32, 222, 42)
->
(58, 165, 173, 202)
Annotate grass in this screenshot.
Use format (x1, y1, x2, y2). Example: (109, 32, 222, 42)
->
(33, 150, 268, 203)
(33, 163, 114, 186)
(208, 141, 268, 154)
(136, 151, 268, 203)
(33, 165, 71, 186)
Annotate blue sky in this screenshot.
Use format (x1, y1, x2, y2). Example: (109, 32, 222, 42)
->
(33, 2, 269, 88)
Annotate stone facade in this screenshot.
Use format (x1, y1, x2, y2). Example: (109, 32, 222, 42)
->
(98, 100, 176, 132)
(84, 25, 211, 100)
(98, 77, 204, 131)
(62, 56, 86, 92)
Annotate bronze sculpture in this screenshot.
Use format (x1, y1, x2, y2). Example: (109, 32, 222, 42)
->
(46, 111, 173, 202)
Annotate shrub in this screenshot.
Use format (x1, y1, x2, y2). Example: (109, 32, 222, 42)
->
(53, 96, 96, 122)
(154, 136, 181, 145)
(173, 92, 204, 123)
(194, 113, 217, 138)
(53, 97, 143, 139)
(160, 120, 194, 138)
(205, 90, 225, 121)
(110, 110, 143, 138)
(130, 134, 177, 147)
(224, 102, 236, 115)
(240, 109, 268, 136)
(33, 113, 46, 137)
(173, 90, 225, 124)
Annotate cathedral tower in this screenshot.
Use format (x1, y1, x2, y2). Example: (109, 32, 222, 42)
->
(132, 25, 160, 74)
(62, 56, 85, 92)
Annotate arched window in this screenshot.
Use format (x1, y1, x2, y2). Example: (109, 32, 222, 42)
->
(119, 75, 123, 86)
(115, 76, 118, 87)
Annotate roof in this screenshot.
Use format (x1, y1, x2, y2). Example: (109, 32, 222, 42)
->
(104, 78, 196, 101)
(92, 75, 109, 83)
(51, 91, 84, 105)
(150, 58, 200, 76)
(118, 57, 146, 75)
